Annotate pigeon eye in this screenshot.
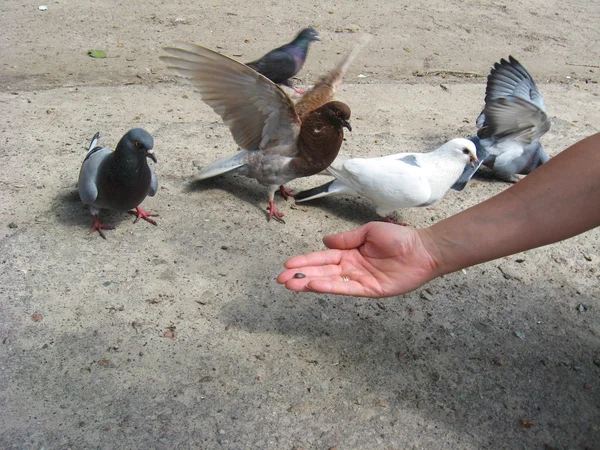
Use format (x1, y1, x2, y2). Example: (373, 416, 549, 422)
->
(135, 140, 141, 147)
(462, 148, 470, 154)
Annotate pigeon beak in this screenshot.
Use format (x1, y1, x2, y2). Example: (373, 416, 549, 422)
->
(342, 119, 352, 132)
(146, 149, 157, 164)
(470, 155, 479, 167)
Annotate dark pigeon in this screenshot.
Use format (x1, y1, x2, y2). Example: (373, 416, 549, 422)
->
(78, 129, 158, 238)
(246, 28, 321, 94)
(160, 42, 356, 223)
(452, 56, 551, 190)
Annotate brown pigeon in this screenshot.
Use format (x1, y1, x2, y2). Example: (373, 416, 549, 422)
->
(160, 42, 366, 223)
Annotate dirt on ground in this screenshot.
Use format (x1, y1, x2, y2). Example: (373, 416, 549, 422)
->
(1, 0, 599, 448)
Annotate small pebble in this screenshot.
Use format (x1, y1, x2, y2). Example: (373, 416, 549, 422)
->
(294, 273, 306, 279)
(8, 222, 18, 229)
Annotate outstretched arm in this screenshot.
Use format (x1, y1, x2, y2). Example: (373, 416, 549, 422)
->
(277, 133, 600, 297)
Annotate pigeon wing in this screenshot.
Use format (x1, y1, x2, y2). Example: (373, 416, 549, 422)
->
(482, 97, 550, 144)
(148, 168, 158, 197)
(161, 42, 301, 152)
(78, 147, 111, 205)
(247, 49, 297, 83)
(329, 156, 432, 207)
(295, 34, 371, 120)
(485, 56, 546, 111)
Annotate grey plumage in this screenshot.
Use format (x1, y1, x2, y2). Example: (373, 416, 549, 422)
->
(453, 56, 551, 190)
(78, 128, 158, 238)
(246, 28, 321, 94)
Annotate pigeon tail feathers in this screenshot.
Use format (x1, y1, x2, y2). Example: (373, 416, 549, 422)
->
(196, 151, 249, 180)
(295, 179, 356, 202)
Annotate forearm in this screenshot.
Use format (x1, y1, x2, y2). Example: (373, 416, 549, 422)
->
(421, 133, 600, 276)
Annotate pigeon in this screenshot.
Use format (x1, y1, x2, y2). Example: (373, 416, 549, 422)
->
(246, 28, 321, 94)
(295, 138, 478, 223)
(78, 129, 158, 238)
(453, 56, 551, 190)
(160, 42, 362, 223)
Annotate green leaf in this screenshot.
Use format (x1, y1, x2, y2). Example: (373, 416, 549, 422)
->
(88, 50, 107, 59)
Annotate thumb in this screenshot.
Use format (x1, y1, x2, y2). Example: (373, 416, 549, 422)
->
(323, 223, 372, 250)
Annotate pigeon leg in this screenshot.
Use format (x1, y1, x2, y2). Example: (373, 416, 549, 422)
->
(129, 206, 159, 225)
(380, 216, 409, 227)
(292, 86, 306, 95)
(88, 214, 114, 239)
(278, 184, 296, 200)
(267, 200, 286, 224)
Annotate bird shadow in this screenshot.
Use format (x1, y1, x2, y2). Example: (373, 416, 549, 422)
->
(185, 174, 295, 219)
(51, 188, 137, 230)
(468, 168, 519, 185)
(294, 195, 405, 226)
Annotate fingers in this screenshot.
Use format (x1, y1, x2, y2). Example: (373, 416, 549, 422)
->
(322, 223, 371, 250)
(276, 263, 343, 284)
(282, 249, 344, 270)
(281, 277, 372, 297)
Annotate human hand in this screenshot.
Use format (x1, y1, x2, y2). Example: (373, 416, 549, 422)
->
(277, 222, 440, 298)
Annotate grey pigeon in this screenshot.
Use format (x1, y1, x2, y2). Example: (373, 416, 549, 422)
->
(246, 28, 321, 94)
(160, 42, 356, 223)
(295, 138, 478, 223)
(453, 56, 551, 190)
(78, 129, 158, 238)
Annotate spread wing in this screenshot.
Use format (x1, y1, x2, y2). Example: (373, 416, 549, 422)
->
(295, 34, 371, 120)
(477, 56, 550, 142)
(485, 56, 546, 111)
(161, 42, 301, 151)
(482, 97, 550, 144)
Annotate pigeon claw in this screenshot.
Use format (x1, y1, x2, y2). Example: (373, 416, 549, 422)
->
(89, 215, 114, 239)
(267, 200, 286, 224)
(278, 185, 296, 201)
(129, 206, 159, 225)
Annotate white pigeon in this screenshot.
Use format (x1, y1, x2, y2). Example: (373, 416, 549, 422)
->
(295, 138, 478, 222)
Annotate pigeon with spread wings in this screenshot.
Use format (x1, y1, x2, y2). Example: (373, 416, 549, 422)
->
(453, 56, 551, 190)
(160, 41, 366, 223)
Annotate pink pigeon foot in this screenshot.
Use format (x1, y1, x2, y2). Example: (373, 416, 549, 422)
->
(292, 86, 306, 94)
(88, 214, 114, 239)
(381, 216, 409, 226)
(267, 200, 286, 224)
(278, 184, 296, 200)
(129, 206, 159, 225)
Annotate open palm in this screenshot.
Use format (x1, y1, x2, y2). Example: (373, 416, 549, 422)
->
(277, 222, 439, 298)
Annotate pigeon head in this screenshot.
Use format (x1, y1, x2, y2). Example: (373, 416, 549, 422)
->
(119, 128, 157, 163)
(446, 138, 478, 167)
(295, 28, 321, 44)
(320, 101, 352, 132)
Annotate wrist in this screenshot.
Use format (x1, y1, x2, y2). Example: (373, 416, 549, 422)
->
(415, 226, 451, 278)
